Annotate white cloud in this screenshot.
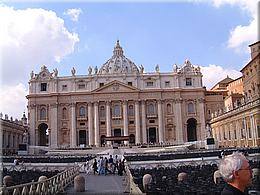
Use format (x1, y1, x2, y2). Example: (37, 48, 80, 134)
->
(0, 83, 28, 119)
(201, 64, 242, 89)
(0, 6, 79, 86)
(211, 0, 258, 53)
(64, 8, 82, 22)
(0, 5, 79, 117)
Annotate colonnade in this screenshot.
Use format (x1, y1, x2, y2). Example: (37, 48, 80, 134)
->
(70, 100, 165, 147)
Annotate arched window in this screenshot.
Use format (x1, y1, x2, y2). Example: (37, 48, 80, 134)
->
(148, 103, 155, 115)
(62, 108, 67, 119)
(40, 108, 46, 120)
(114, 105, 121, 116)
(79, 106, 86, 117)
(128, 105, 134, 116)
(100, 106, 105, 118)
(188, 103, 194, 113)
(167, 104, 172, 114)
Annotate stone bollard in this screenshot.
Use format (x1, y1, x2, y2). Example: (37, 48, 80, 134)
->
(142, 174, 152, 192)
(3, 175, 13, 187)
(38, 176, 48, 182)
(74, 175, 85, 192)
(177, 172, 188, 182)
(213, 170, 222, 184)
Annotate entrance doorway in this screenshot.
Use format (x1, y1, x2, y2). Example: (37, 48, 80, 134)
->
(148, 127, 157, 144)
(129, 134, 135, 144)
(113, 129, 122, 144)
(79, 130, 86, 145)
(38, 123, 48, 146)
(100, 135, 106, 146)
(187, 118, 197, 142)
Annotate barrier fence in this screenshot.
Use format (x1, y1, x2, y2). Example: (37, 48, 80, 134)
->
(0, 164, 84, 195)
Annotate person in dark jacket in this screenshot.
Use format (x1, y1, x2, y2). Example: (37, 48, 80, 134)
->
(92, 159, 98, 175)
(219, 152, 252, 195)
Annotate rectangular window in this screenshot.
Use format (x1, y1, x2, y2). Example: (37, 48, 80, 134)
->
(234, 129, 237, 139)
(78, 84, 85, 89)
(186, 78, 192, 86)
(146, 81, 154, 87)
(149, 120, 155, 123)
(100, 121, 106, 125)
(165, 81, 170, 87)
(41, 83, 47, 91)
(128, 82, 132, 86)
(80, 122, 85, 126)
(129, 120, 134, 124)
(99, 83, 104, 87)
(62, 85, 67, 91)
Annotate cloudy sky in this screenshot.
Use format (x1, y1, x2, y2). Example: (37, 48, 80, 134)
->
(0, 0, 258, 119)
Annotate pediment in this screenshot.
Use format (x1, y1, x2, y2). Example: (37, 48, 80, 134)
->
(35, 65, 53, 80)
(92, 80, 139, 93)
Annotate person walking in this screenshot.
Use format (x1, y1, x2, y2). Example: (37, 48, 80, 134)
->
(92, 159, 98, 175)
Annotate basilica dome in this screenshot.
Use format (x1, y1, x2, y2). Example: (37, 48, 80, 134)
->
(98, 40, 139, 75)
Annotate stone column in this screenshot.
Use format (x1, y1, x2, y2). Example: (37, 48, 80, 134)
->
(123, 101, 129, 145)
(157, 100, 164, 143)
(0, 126, 3, 153)
(253, 115, 259, 143)
(198, 98, 206, 141)
(250, 115, 256, 146)
(50, 103, 58, 148)
(135, 101, 141, 144)
(94, 102, 100, 146)
(70, 103, 77, 147)
(29, 104, 36, 145)
(174, 99, 183, 144)
(141, 100, 147, 144)
(236, 120, 241, 147)
(88, 102, 94, 146)
(106, 101, 112, 146)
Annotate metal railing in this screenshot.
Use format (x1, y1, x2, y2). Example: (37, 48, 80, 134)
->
(0, 163, 84, 195)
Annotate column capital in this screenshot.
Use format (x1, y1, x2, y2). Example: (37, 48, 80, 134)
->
(106, 100, 112, 105)
(69, 102, 76, 107)
(122, 100, 128, 105)
(174, 98, 183, 103)
(141, 99, 146, 104)
(157, 99, 163, 104)
(94, 101, 99, 106)
(50, 102, 59, 108)
(198, 98, 205, 103)
(87, 102, 93, 106)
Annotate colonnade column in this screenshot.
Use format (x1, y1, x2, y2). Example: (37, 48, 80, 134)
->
(250, 115, 256, 146)
(123, 101, 129, 145)
(135, 101, 141, 144)
(88, 102, 94, 146)
(141, 100, 147, 144)
(70, 103, 77, 147)
(94, 102, 100, 146)
(29, 104, 36, 145)
(235, 120, 241, 147)
(174, 99, 183, 144)
(106, 101, 112, 146)
(199, 98, 206, 141)
(50, 103, 58, 148)
(157, 100, 164, 143)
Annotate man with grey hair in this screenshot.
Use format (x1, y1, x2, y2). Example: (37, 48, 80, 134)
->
(219, 152, 252, 195)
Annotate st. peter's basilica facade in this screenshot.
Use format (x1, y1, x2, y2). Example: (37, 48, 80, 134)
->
(27, 40, 206, 148)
